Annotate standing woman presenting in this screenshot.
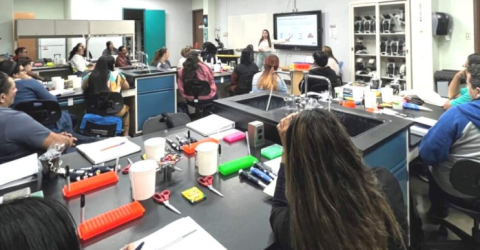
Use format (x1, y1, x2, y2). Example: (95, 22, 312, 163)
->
(256, 29, 291, 69)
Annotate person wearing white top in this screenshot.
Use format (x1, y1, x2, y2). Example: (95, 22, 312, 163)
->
(322, 46, 341, 76)
(256, 29, 292, 70)
(68, 44, 90, 76)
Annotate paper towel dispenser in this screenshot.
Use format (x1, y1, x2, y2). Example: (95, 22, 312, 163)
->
(432, 12, 451, 36)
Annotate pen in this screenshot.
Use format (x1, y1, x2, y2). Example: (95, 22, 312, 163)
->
(244, 132, 251, 156)
(115, 157, 120, 176)
(66, 165, 71, 191)
(80, 193, 85, 224)
(100, 142, 125, 151)
(239, 169, 267, 189)
(135, 242, 144, 250)
(218, 144, 222, 164)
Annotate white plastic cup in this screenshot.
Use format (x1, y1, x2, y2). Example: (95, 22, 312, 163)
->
(51, 77, 61, 81)
(129, 160, 157, 201)
(144, 137, 166, 162)
(195, 142, 219, 176)
(68, 75, 77, 80)
(365, 91, 377, 109)
(213, 64, 221, 73)
(72, 78, 82, 89)
(381, 87, 394, 103)
(54, 79, 65, 90)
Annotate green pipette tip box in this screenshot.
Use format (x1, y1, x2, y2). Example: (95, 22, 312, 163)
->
(261, 144, 283, 160)
(218, 155, 258, 176)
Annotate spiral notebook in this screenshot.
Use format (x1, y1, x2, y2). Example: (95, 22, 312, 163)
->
(77, 137, 141, 164)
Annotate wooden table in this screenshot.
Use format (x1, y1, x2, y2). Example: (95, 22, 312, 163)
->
(279, 67, 306, 95)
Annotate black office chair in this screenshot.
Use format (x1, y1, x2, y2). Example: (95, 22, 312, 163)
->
(81, 92, 126, 137)
(421, 160, 480, 250)
(235, 73, 256, 95)
(14, 100, 62, 125)
(143, 112, 191, 135)
(183, 80, 213, 119)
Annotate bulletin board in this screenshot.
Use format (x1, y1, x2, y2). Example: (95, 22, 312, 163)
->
(227, 13, 274, 51)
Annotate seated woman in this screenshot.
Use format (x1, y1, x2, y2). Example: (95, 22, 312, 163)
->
(230, 49, 259, 94)
(177, 51, 217, 104)
(151, 48, 171, 69)
(177, 46, 192, 68)
(69, 44, 92, 76)
(0, 197, 81, 250)
(18, 57, 45, 81)
(251, 54, 287, 94)
(322, 45, 340, 76)
(82, 56, 130, 136)
(299, 51, 339, 94)
(271, 109, 407, 250)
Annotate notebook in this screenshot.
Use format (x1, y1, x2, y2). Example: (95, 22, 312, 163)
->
(0, 154, 38, 188)
(124, 216, 226, 250)
(77, 137, 141, 164)
(186, 114, 235, 137)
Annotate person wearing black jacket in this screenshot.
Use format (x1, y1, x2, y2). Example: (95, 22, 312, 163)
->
(299, 51, 339, 94)
(268, 110, 407, 250)
(229, 49, 259, 95)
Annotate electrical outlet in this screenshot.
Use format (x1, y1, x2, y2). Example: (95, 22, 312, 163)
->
(466, 33, 472, 40)
(223, 32, 228, 37)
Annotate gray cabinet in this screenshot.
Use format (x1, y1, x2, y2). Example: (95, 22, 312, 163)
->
(16, 19, 55, 37)
(89, 21, 135, 35)
(55, 20, 89, 36)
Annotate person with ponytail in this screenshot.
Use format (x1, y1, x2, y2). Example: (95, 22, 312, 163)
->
(177, 51, 217, 104)
(271, 109, 407, 250)
(251, 54, 287, 94)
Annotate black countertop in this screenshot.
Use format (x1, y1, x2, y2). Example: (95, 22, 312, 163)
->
(43, 127, 275, 250)
(32, 65, 71, 71)
(117, 66, 178, 80)
(214, 92, 415, 155)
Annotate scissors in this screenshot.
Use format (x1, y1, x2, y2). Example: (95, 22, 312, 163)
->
(198, 176, 224, 197)
(153, 190, 181, 215)
(122, 158, 134, 175)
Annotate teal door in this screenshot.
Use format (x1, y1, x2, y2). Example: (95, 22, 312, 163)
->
(144, 10, 166, 63)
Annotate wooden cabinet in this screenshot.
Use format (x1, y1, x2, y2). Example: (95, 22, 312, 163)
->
(16, 19, 55, 37)
(55, 20, 89, 36)
(89, 21, 135, 35)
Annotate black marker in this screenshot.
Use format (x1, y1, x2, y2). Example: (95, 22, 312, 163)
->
(218, 144, 222, 164)
(135, 242, 145, 250)
(239, 169, 267, 189)
(253, 162, 277, 179)
(65, 165, 71, 190)
(166, 138, 181, 151)
(80, 193, 85, 224)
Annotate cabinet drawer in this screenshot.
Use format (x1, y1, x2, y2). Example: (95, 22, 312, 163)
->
(363, 131, 407, 171)
(137, 90, 175, 131)
(137, 75, 175, 93)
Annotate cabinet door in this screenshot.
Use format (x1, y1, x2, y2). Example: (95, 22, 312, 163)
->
(16, 20, 55, 37)
(55, 20, 89, 36)
(137, 90, 175, 132)
(144, 10, 166, 61)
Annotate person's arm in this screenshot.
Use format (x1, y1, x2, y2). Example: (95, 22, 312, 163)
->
(419, 108, 464, 165)
(115, 57, 125, 67)
(32, 80, 57, 101)
(72, 55, 86, 72)
(208, 67, 217, 98)
(41, 132, 75, 150)
(118, 73, 130, 90)
(81, 74, 90, 91)
(448, 70, 465, 99)
(269, 163, 291, 249)
(444, 88, 471, 110)
(177, 69, 187, 99)
(251, 74, 260, 93)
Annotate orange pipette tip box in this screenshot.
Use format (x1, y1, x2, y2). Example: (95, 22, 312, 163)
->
(182, 137, 219, 155)
(78, 201, 145, 241)
(62, 171, 119, 198)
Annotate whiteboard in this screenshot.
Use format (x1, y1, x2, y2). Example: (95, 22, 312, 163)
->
(227, 13, 274, 51)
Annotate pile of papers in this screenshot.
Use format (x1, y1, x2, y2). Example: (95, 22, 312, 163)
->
(0, 154, 38, 190)
(77, 137, 141, 164)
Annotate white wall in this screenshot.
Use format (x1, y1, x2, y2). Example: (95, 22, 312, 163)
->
(204, 0, 216, 41)
(436, 0, 475, 70)
(68, 0, 193, 64)
(192, 0, 203, 10)
(0, 0, 14, 55)
(13, 0, 65, 19)
(215, 0, 353, 80)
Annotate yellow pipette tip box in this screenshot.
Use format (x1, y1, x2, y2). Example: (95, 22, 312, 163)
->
(182, 187, 206, 204)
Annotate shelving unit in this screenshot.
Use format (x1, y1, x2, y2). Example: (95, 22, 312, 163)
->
(350, 0, 411, 90)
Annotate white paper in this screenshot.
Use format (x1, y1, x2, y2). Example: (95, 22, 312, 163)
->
(264, 157, 282, 175)
(77, 137, 141, 164)
(126, 217, 226, 250)
(263, 178, 277, 198)
(329, 25, 338, 39)
(0, 154, 38, 187)
(49, 89, 75, 96)
(415, 117, 437, 127)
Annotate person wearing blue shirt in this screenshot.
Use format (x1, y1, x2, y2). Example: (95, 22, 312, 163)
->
(251, 54, 288, 94)
(443, 53, 480, 110)
(420, 63, 480, 219)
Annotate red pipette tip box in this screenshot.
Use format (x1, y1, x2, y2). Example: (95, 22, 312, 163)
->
(78, 201, 145, 241)
(62, 171, 119, 198)
(182, 138, 219, 155)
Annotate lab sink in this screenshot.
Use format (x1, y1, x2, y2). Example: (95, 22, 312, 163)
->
(131, 69, 161, 74)
(235, 95, 286, 111)
(331, 110, 384, 137)
(118, 66, 136, 70)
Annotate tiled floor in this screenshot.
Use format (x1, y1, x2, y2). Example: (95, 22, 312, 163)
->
(410, 174, 473, 242)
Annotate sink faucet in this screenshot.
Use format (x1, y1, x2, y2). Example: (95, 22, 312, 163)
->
(141, 52, 151, 74)
(303, 74, 332, 112)
(270, 70, 295, 111)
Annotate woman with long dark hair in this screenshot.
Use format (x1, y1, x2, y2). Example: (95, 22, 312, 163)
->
(0, 197, 81, 250)
(251, 54, 287, 93)
(256, 29, 292, 69)
(151, 48, 171, 69)
(271, 109, 407, 250)
(69, 44, 91, 76)
(322, 45, 340, 75)
(229, 48, 259, 94)
(82, 56, 130, 136)
(177, 51, 217, 104)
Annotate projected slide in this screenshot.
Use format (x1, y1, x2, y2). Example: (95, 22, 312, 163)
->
(276, 14, 318, 46)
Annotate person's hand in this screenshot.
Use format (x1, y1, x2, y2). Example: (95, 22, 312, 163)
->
(61, 132, 77, 147)
(277, 113, 297, 147)
(259, 48, 264, 52)
(121, 244, 135, 250)
(457, 69, 467, 79)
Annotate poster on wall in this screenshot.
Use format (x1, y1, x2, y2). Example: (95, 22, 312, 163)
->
(203, 15, 209, 41)
(203, 15, 208, 28)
